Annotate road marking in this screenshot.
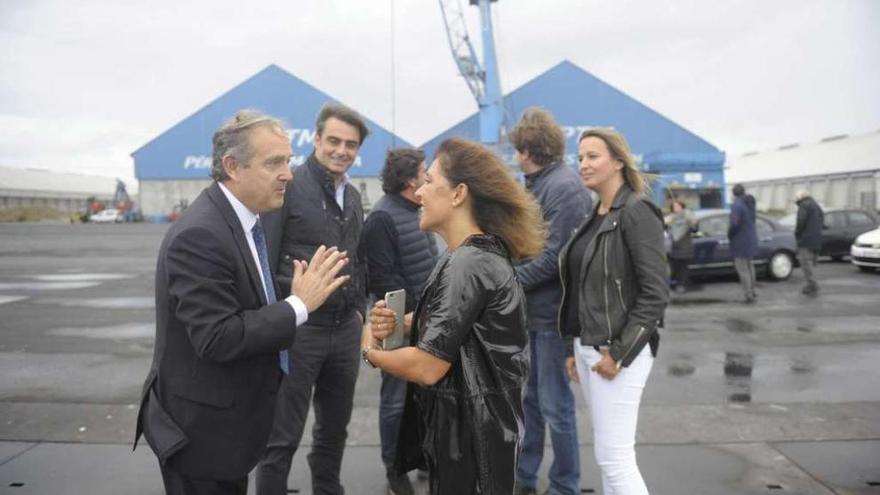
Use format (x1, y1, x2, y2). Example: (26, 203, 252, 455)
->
(0, 282, 101, 290)
(28, 273, 133, 282)
(0, 295, 28, 305)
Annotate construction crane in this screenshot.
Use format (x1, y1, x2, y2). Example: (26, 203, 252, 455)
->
(438, 0, 503, 145)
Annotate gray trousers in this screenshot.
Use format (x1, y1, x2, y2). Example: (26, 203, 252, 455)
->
(256, 313, 362, 495)
(798, 248, 818, 287)
(733, 257, 756, 298)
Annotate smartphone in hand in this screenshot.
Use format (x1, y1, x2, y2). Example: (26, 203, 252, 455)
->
(382, 289, 406, 350)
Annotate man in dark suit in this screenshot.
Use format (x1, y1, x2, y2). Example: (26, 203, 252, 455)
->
(134, 110, 350, 495)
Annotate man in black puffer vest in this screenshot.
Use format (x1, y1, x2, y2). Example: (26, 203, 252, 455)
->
(359, 148, 438, 495)
(257, 103, 369, 495)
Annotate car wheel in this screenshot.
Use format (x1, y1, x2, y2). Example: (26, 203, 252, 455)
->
(831, 255, 844, 262)
(768, 251, 794, 280)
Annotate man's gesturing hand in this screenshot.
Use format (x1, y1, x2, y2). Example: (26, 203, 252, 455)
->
(290, 245, 350, 313)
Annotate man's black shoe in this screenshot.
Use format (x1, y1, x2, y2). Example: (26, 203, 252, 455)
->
(802, 284, 819, 295)
(387, 473, 414, 495)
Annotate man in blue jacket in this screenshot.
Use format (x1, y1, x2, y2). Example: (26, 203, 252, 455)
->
(729, 184, 759, 303)
(510, 108, 593, 495)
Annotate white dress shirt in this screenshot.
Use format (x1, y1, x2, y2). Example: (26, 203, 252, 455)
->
(334, 174, 349, 210)
(218, 183, 308, 326)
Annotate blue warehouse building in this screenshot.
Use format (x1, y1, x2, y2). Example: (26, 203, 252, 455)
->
(132, 64, 409, 218)
(422, 60, 726, 209)
(133, 61, 725, 218)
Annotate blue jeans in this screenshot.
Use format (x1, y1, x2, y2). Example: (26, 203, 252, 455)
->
(379, 371, 407, 474)
(517, 330, 580, 495)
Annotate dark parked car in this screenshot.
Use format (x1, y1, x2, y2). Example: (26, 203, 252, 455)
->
(779, 208, 880, 260)
(684, 209, 798, 280)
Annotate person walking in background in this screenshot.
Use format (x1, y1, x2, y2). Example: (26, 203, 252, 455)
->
(362, 137, 546, 494)
(359, 148, 439, 495)
(728, 184, 759, 303)
(508, 108, 592, 495)
(134, 110, 350, 495)
(561, 128, 668, 495)
(794, 190, 824, 295)
(257, 103, 369, 495)
(665, 199, 695, 294)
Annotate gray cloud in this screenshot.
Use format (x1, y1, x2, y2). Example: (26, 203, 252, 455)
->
(1, 0, 878, 181)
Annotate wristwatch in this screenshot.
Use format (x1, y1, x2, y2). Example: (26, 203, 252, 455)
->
(361, 346, 377, 369)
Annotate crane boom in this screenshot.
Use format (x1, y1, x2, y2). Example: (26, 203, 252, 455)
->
(438, 0, 484, 101)
(438, 0, 503, 144)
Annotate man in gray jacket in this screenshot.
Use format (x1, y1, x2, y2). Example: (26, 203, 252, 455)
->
(794, 190, 824, 295)
(510, 108, 593, 495)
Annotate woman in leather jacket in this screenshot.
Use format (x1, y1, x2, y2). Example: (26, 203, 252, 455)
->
(560, 128, 668, 495)
(361, 137, 546, 494)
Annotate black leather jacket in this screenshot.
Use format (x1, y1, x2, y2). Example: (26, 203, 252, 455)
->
(394, 234, 528, 494)
(558, 185, 669, 367)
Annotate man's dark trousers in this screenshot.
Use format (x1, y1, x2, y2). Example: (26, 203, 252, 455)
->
(160, 466, 248, 495)
(379, 371, 407, 472)
(255, 313, 362, 495)
(517, 328, 580, 495)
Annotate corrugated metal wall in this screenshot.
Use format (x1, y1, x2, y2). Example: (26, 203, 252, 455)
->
(737, 170, 880, 212)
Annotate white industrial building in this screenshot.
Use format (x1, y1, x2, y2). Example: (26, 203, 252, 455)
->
(725, 130, 880, 213)
(0, 166, 125, 214)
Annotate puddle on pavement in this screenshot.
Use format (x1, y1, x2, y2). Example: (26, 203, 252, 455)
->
(669, 297, 726, 306)
(48, 323, 154, 339)
(667, 360, 696, 377)
(28, 273, 133, 282)
(790, 357, 816, 374)
(0, 282, 101, 291)
(724, 352, 754, 402)
(0, 295, 29, 305)
(38, 297, 153, 309)
(724, 352, 754, 376)
(723, 318, 757, 333)
(795, 322, 814, 333)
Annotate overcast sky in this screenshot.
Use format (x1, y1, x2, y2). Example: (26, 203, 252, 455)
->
(1, 0, 878, 186)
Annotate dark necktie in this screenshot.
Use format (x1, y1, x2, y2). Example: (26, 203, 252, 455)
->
(252, 218, 289, 374)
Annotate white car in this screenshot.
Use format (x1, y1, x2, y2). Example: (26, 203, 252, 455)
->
(851, 227, 880, 272)
(89, 208, 123, 223)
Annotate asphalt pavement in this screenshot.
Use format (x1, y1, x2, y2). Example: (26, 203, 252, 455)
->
(0, 222, 878, 495)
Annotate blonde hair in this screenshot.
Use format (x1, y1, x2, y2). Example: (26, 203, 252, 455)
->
(435, 138, 546, 260)
(578, 128, 654, 195)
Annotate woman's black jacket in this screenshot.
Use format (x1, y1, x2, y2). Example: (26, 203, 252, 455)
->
(394, 234, 528, 494)
(558, 185, 669, 367)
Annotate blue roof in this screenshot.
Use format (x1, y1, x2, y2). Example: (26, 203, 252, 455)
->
(421, 60, 724, 172)
(132, 65, 409, 179)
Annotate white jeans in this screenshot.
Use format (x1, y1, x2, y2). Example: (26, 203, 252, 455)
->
(574, 340, 653, 495)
